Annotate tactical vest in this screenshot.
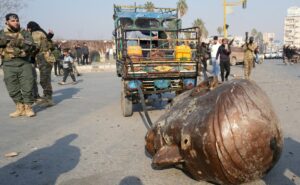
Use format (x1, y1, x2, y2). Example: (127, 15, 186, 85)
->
(0, 28, 28, 60)
(32, 31, 55, 63)
(244, 43, 257, 59)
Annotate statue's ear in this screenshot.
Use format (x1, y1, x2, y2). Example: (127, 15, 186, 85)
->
(152, 145, 183, 168)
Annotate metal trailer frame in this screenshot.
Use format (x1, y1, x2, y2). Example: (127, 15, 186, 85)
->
(113, 4, 200, 117)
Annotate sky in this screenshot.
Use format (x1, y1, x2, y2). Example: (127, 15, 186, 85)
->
(11, 0, 300, 41)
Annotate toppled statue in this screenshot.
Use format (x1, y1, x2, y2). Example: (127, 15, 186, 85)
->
(145, 79, 283, 185)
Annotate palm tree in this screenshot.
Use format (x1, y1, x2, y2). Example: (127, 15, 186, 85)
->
(144, 1, 155, 12)
(217, 26, 223, 36)
(251, 28, 258, 37)
(177, 0, 188, 18)
(256, 32, 264, 51)
(193, 18, 208, 39)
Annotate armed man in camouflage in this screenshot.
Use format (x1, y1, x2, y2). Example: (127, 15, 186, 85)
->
(27, 21, 55, 107)
(0, 13, 36, 117)
(243, 36, 257, 80)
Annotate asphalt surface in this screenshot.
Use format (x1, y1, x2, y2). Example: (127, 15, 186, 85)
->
(0, 60, 299, 185)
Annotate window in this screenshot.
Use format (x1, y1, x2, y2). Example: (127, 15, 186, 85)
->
(119, 18, 134, 28)
(135, 18, 160, 29)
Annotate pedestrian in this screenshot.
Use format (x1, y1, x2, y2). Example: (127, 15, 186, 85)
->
(209, 36, 221, 81)
(82, 42, 89, 65)
(69, 49, 81, 77)
(197, 42, 210, 80)
(75, 43, 82, 65)
(0, 13, 36, 117)
(283, 45, 287, 64)
(27, 21, 55, 107)
(52, 44, 62, 76)
(216, 38, 231, 82)
(59, 48, 77, 85)
(243, 36, 257, 80)
(254, 46, 260, 66)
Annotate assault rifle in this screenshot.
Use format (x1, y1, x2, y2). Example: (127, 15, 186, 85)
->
(0, 35, 34, 47)
(228, 38, 235, 46)
(245, 32, 249, 46)
(0, 35, 11, 47)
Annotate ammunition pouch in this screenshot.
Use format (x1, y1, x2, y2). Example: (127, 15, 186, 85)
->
(44, 51, 56, 63)
(2, 46, 27, 60)
(0, 37, 9, 47)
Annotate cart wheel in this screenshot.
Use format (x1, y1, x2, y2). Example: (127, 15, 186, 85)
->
(121, 90, 133, 117)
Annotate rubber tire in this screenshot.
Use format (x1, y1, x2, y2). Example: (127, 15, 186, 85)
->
(121, 90, 133, 117)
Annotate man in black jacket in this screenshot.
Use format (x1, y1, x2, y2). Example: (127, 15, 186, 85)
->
(216, 38, 231, 82)
(81, 43, 89, 65)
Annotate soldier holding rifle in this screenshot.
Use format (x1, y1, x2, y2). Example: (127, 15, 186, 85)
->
(0, 13, 36, 117)
(243, 32, 257, 80)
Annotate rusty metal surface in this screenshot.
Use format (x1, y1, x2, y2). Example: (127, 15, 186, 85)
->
(145, 79, 283, 185)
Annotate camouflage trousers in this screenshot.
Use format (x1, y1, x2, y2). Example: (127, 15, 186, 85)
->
(244, 58, 253, 80)
(3, 59, 34, 104)
(38, 59, 53, 100)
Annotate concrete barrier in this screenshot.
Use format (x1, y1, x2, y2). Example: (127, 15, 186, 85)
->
(77, 63, 116, 73)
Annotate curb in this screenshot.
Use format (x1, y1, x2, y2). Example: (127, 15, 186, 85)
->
(77, 63, 116, 73)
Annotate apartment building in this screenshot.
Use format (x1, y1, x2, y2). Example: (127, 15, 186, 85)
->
(284, 7, 300, 47)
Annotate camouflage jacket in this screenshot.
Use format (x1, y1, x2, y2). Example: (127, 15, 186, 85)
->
(243, 43, 257, 59)
(31, 30, 55, 63)
(0, 25, 35, 61)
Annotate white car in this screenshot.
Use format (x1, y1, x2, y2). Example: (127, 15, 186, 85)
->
(270, 52, 277, 59)
(264, 53, 271, 59)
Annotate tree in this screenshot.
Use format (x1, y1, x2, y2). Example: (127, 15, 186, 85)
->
(255, 32, 263, 42)
(251, 28, 258, 37)
(0, 0, 26, 25)
(177, 0, 188, 18)
(217, 26, 223, 36)
(255, 32, 264, 52)
(144, 1, 155, 12)
(193, 18, 208, 39)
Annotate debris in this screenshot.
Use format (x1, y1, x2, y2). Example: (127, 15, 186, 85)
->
(5, 152, 19, 158)
(146, 79, 283, 185)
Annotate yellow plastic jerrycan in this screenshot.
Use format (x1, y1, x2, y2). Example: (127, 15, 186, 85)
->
(127, 46, 142, 57)
(175, 45, 191, 61)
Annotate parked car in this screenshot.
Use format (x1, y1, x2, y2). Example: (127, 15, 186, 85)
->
(264, 53, 272, 59)
(230, 47, 244, 65)
(276, 51, 283, 59)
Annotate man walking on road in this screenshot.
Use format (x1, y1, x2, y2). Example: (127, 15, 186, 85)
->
(243, 36, 257, 80)
(216, 38, 231, 82)
(0, 13, 36, 117)
(210, 36, 221, 81)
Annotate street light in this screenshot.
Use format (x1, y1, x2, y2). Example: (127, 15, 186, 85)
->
(223, 0, 247, 38)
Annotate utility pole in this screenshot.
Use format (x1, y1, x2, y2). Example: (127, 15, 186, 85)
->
(223, 0, 247, 38)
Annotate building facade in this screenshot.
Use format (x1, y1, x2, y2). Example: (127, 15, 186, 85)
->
(284, 7, 300, 47)
(263, 32, 275, 44)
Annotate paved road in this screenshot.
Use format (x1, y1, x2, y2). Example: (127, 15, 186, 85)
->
(0, 60, 299, 185)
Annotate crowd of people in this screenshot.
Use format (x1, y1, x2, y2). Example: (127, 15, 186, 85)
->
(0, 13, 81, 118)
(74, 43, 90, 65)
(196, 35, 258, 83)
